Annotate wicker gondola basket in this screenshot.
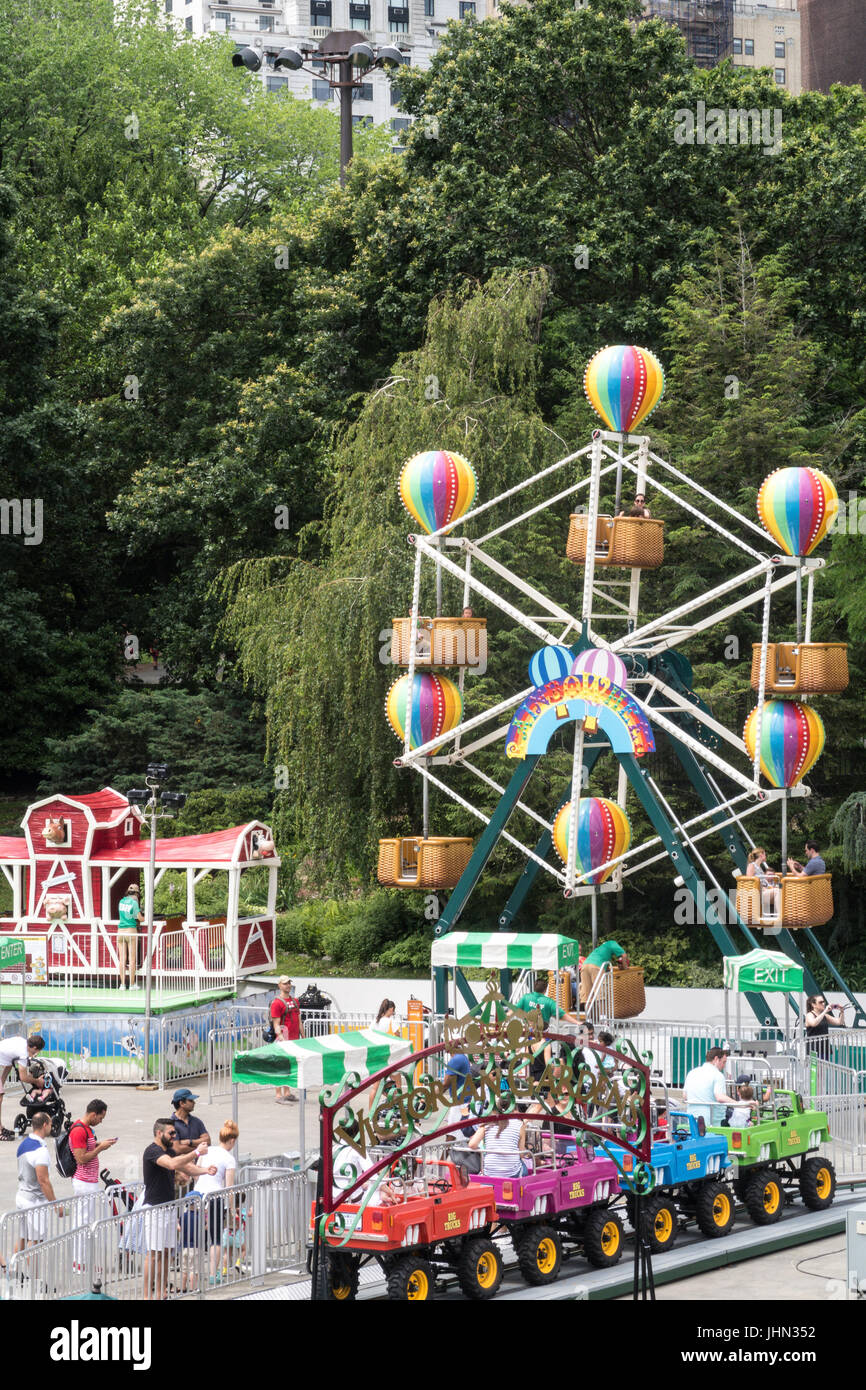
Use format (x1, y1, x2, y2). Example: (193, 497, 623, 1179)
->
(566, 514, 664, 569)
(749, 642, 849, 695)
(611, 966, 646, 1019)
(377, 836, 473, 890)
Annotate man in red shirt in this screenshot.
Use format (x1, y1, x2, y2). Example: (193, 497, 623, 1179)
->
(271, 976, 303, 1105)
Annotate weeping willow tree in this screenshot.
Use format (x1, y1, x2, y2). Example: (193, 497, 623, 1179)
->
(218, 268, 588, 885)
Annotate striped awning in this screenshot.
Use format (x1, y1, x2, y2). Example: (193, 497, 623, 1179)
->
(430, 932, 577, 971)
(723, 949, 804, 994)
(232, 1029, 413, 1089)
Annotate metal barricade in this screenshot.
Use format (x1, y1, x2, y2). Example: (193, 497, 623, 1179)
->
(608, 1019, 715, 1087)
(208, 1022, 267, 1102)
(4, 1173, 307, 1300)
(0, 1187, 134, 1270)
(815, 1087, 866, 1180)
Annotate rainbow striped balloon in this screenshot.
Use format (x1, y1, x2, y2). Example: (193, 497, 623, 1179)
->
(529, 645, 574, 688)
(743, 700, 825, 788)
(571, 647, 628, 689)
(756, 467, 838, 557)
(552, 797, 631, 885)
(584, 345, 665, 434)
(386, 672, 463, 753)
(398, 450, 477, 535)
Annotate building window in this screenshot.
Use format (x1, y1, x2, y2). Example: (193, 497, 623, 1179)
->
(744, 38, 754, 56)
(214, 11, 231, 29)
(350, 2, 370, 29)
(352, 114, 373, 128)
(732, 37, 742, 54)
(185, 14, 193, 28)
(389, 6, 409, 32)
(352, 82, 374, 101)
(267, 75, 288, 91)
(390, 82, 402, 105)
(774, 41, 785, 59)
(311, 58, 325, 70)
(312, 78, 332, 100)
(459, 1, 475, 17)
(311, 1, 332, 25)
(260, 15, 275, 29)
(424, 0, 434, 13)
(165, 0, 172, 11)
(774, 67, 785, 84)
(391, 117, 410, 132)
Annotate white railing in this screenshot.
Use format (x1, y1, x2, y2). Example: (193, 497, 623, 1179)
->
(0, 1185, 143, 1271)
(815, 1090, 866, 1180)
(208, 1021, 268, 1102)
(1, 1173, 307, 1301)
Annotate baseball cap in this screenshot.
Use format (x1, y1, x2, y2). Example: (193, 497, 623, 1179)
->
(172, 1088, 199, 1104)
(736, 1074, 752, 1085)
(278, 975, 292, 986)
(444, 1054, 470, 1077)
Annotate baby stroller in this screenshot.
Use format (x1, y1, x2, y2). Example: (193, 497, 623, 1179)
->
(13, 1058, 72, 1138)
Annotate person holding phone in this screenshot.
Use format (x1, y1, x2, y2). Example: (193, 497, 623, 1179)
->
(805, 994, 848, 1058)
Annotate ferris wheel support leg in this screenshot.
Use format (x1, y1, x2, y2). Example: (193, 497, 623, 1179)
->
(432, 756, 542, 1012)
(497, 749, 606, 932)
(617, 754, 775, 1027)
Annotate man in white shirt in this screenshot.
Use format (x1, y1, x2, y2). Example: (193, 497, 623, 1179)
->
(683, 1047, 740, 1126)
(0, 1034, 45, 1140)
(15, 1112, 60, 1247)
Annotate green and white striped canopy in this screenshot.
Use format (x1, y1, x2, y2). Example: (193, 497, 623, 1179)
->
(723, 949, 804, 994)
(232, 1029, 413, 1089)
(431, 932, 578, 971)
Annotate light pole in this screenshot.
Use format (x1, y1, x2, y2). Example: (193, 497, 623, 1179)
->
(126, 766, 186, 1084)
(233, 32, 405, 187)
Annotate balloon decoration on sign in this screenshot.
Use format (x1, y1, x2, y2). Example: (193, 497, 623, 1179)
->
(398, 450, 477, 535)
(528, 645, 574, 688)
(386, 672, 463, 753)
(743, 700, 825, 788)
(583, 345, 665, 434)
(552, 797, 632, 885)
(756, 467, 839, 557)
(570, 647, 629, 689)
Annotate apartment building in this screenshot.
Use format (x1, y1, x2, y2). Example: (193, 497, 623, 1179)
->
(644, 1, 800, 94)
(799, 0, 866, 92)
(162, 0, 481, 138)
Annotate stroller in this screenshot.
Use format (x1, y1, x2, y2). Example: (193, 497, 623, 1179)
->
(13, 1058, 72, 1138)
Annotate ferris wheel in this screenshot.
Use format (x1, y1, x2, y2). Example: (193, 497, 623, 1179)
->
(377, 345, 861, 1029)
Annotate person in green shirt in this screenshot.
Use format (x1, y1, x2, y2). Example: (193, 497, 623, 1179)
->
(579, 940, 629, 1006)
(116, 883, 143, 990)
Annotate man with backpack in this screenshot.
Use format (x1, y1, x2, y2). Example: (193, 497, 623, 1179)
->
(270, 977, 303, 1105)
(64, 1099, 117, 1265)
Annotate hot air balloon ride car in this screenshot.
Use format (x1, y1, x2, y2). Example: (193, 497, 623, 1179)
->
(392, 450, 487, 670)
(752, 467, 847, 695)
(379, 672, 473, 890)
(568, 347, 666, 568)
(738, 702, 832, 930)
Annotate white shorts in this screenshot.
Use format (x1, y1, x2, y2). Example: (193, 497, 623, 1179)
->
(15, 1193, 47, 1240)
(141, 1204, 177, 1251)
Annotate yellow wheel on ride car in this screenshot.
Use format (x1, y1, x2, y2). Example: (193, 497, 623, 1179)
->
(476, 1252, 497, 1289)
(407, 1269, 429, 1300)
(601, 1220, 620, 1257)
(712, 1191, 731, 1228)
(654, 1206, 674, 1243)
(763, 1180, 781, 1215)
(816, 1166, 832, 1200)
(536, 1237, 557, 1275)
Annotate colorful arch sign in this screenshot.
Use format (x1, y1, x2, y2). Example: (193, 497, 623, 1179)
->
(505, 674, 655, 759)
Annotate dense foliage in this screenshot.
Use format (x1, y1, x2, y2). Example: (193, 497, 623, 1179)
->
(4, 0, 866, 983)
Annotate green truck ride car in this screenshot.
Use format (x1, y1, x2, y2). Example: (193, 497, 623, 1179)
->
(708, 1087, 836, 1226)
